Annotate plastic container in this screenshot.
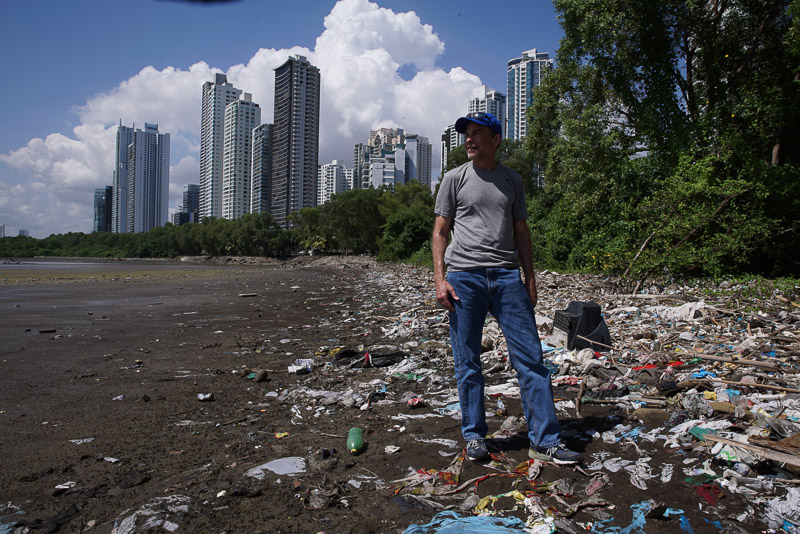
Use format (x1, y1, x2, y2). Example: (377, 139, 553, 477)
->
(347, 427, 365, 455)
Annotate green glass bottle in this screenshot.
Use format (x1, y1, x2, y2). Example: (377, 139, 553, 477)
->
(346, 427, 364, 455)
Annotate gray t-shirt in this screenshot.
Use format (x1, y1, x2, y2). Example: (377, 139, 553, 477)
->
(434, 161, 527, 271)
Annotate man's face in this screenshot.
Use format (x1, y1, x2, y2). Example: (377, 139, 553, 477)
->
(464, 122, 500, 164)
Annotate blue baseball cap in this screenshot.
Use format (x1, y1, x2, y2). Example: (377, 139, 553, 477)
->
(455, 112, 502, 136)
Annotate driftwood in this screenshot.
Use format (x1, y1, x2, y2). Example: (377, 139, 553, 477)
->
(704, 434, 800, 469)
(680, 378, 800, 394)
(680, 352, 779, 371)
(750, 436, 800, 458)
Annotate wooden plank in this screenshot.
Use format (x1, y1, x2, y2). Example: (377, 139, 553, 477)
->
(704, 435, 800, 467)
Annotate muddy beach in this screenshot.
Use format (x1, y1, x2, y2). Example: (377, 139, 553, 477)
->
(1, 256, 798, 533)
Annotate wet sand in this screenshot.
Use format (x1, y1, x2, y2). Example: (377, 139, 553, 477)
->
(0, 256, 770, 533)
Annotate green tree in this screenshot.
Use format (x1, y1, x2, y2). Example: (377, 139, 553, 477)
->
(289, 207, 330, 254)
(443, 145, 468, 173)
(378, 180, 433, 217)
(320, 188, 385, 254)
(378, 202, 435, 262)
(231, 212, 293, 256)
(527, 0, 800, 280)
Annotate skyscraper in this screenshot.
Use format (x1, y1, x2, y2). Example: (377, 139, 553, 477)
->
(112, 122, 169, 233)
(272, 55, 320, 228)
(368, 147, 405, 188)
(93, 186, 113, 232)
(182, 183, 200, 223)
(366, 127, 405, 188)
(200, 74, 242, 220)
(403, 134, 432, 187)
(368, 127, 405, 150)
(250, 123, 274, 214)
(112, 123, 134, 233)
(356, 127, 431, 188)
(440, 124, 464, 177)
(469, 85, 507, 138)
(317, 160, 350, 205)
(173, 184, 199, 226)
(353, 143, 369, 190)
(507, 49, 553, 140)
(127, 124, 170, 233)
(222, 93, 261, 220)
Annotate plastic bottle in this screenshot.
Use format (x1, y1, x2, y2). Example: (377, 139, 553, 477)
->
(347, 427, 365, 455)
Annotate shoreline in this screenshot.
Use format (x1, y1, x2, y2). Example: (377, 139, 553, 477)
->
(0, 255, 379, 284)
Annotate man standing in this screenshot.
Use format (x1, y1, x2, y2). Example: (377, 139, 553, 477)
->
(432, 112, 582, 465)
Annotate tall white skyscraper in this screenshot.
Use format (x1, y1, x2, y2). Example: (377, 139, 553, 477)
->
(468, 85, 507, 138)
(317, 160, 350, 205)
(272, 55, 320, 228)
(112, 122, 135, 233)
(222, 93, 260, 220)
(200, 73, 242, 219)
(251, 123, 274, 214)
(507, 49, 553, 140)
(127, 123, 170, 233)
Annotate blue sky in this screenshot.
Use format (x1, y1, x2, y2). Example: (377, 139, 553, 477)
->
(0, 0, 564, 238)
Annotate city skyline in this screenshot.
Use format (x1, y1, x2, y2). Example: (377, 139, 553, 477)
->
(0, 0, 564, 238)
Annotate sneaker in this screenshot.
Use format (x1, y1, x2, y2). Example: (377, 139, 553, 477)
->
(466, 438, 489, 461)
(529, 444, 582, 465)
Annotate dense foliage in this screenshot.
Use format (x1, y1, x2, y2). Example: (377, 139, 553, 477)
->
(289, 180, 435, 261)
(0, 182, 435, 262)
(0, 212, 293, 259)
(526, 0, 800, 283)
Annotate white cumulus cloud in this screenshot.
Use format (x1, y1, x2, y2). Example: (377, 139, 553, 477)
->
(0, 0, 482, 238)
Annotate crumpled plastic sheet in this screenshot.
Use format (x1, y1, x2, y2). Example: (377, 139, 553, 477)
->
(111, 495, 190, 534)
(646, 301, 707, 322)
(765, 487, 800, 530)
(402, 510, 530, 533)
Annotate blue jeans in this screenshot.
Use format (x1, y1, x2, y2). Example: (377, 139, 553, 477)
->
(447, 267, 562, 449)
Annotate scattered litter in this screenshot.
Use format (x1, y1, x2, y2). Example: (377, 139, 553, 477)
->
(28, 260, 799, 531)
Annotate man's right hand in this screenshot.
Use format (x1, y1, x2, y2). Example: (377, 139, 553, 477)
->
(435, 279, 459, 312)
